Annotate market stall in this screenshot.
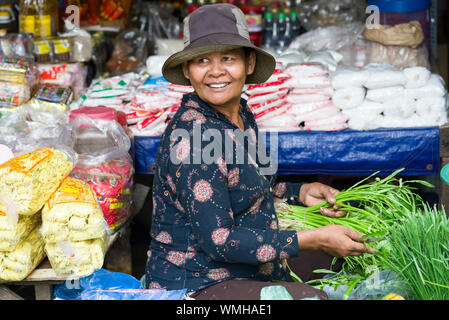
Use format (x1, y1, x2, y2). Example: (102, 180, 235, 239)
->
(0, 0, 448, 301)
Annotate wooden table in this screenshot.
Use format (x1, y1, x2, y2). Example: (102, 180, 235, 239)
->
(0, 229, 126, 300)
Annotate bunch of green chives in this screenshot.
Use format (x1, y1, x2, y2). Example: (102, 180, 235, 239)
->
(377, 204, 449, 300)
(276, 168, 434, 279)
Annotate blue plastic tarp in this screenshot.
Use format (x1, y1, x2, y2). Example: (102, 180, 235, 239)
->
(134, 127, 439, 176)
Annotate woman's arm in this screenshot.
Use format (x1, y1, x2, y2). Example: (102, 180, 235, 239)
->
(296, 225, 373, 257)
(171, 158, 299, 266)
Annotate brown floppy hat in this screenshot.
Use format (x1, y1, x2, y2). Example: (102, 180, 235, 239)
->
(162, 3, 276, 86)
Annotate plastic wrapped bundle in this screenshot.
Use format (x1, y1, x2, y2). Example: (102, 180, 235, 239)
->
(71, 156, 134, 231)
(0, 147, 75, 216)
(0, 214, 40, 252)
(0, 226, 45, 281)
(41, 177, 108, 243)
(45, 236, 107, 278)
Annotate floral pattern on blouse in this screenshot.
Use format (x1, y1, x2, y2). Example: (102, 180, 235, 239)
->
(145, 92, 303, 292)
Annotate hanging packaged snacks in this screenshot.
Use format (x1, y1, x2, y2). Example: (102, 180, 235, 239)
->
(0, 147, 75, 216)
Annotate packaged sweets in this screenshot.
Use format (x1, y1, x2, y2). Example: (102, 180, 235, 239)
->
(71, 156, 134, 230)
(0, 226, 46, 281)
(28, 85, 73, 112)
(0, 56, 39, 107)
(40, 177, 108, 243)
(0, 147, 75, 216)
(34, 36, 72, 63)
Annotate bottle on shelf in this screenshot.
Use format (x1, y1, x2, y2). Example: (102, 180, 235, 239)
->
(261, 11, 274, 50)
(275, 11, 286, 53)
(19, 0, 59, 37)
(289, 11, 303, 44)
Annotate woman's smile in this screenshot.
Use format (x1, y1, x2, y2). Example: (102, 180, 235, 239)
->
(182, 48, 256, 111)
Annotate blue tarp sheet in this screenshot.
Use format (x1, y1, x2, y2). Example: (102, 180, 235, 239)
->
(134, 127, 439, 176)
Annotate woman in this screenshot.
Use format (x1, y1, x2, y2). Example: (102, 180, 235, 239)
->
(145, 3, 371, 300)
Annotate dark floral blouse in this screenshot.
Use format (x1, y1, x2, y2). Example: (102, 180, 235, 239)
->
(145, 92, 304, 292)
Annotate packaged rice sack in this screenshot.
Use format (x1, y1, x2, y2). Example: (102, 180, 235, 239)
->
(0, 147, 75, 216)
(0, 226, 46, 281)
(0, 214, 40, 252)
(41, 177, 109, 243)
(45, 236, 107, 277)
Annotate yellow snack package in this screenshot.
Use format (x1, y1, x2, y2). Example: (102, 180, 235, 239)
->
(41, 176, 108, 242)
(45, 236, 107, 278)
(0, 147, 75, 216)
(0, 214, 41, 252)
(0, 226, 46, 281)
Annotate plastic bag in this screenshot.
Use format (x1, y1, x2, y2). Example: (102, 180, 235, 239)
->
(61, 20, 93, 63)
(363, 21, 424, 48)
(45, 235, 107, 278)
(106, 28, 148, 75)
(144, 2, 182, 55)
(53, 268, 187, 300)
(41, 176, 109, 242)
(0, 33, 34, 59)
(323, 269, 411, 300)
(0, 56, 39, 108)
(0, 104, 70, 156)
(0, 146, 76, 216)
(365, 41, 429, 70)
(67, 114, 134, 231)
(0, 214, 40, 252)
(0, 225, 46, 281)
(297, 0, 365, 31)
(288, 22, 365, 54)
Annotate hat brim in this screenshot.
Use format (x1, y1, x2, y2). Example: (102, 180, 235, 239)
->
(162, 33, 276, 86)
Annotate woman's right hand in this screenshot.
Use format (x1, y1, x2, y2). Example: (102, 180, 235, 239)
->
(296, 225, 374, 257)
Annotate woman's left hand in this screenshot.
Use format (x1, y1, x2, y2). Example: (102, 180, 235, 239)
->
(299, 182, 346, 218)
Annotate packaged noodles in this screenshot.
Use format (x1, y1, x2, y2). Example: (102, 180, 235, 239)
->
(45, 236, 107, 277)
(40, 177, 108, 242)
(0, 147, 75, 216)
(0, 214, 40, 252)
(0, 226, 46, 281)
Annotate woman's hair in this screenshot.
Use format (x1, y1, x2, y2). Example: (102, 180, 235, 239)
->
(243, 47, 255, 59)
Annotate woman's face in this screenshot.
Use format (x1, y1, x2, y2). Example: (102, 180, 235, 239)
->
(182, 48, 256, 111)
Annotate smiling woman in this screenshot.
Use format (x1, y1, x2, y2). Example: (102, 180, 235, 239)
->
(144, 3, 371, 301)
(181, 48, 255, 126)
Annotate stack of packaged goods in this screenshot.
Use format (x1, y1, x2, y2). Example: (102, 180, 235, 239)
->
(331, 63, 448, 130)
(0, 56, 39, 111)
(127, 75, 192, 136)
(244, 62, 293, 130)
(73, 73, 141, 111)
(284, 62, 348, 131)
(68, 109, 134, 231)
(0, 147, 75, 280)
(41, 177, 108, 278)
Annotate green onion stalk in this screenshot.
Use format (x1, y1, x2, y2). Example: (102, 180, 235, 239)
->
(376, 203, 449, 300)
(275, 168, 435, 293)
